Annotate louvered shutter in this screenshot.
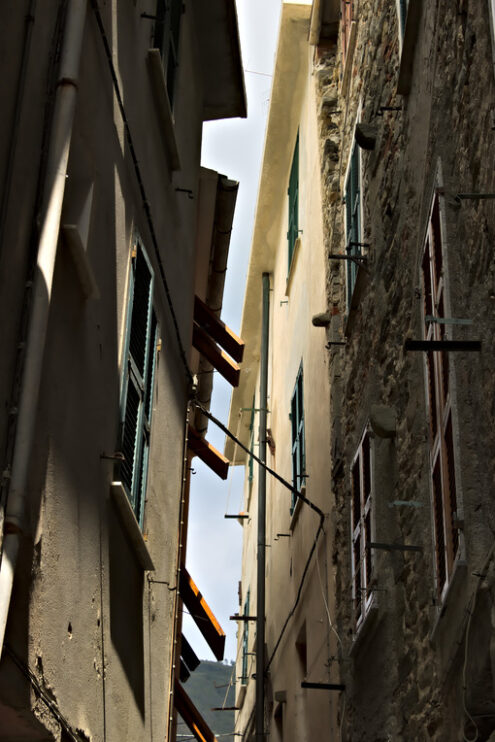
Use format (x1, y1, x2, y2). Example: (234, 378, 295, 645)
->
(120, 245, 157, 525)
(287, 133, 299, 270)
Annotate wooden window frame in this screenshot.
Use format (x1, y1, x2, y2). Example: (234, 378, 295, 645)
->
(287, 132, 299, 272)
(119, 241, 158, 527)
(421, 193, 460, 601)
(344, 140, 362, 310)
(341, 0, 354, 67)
(290, 365, 305, 514)
(154, 0, 182, 108)
(350, 428, 373, 630)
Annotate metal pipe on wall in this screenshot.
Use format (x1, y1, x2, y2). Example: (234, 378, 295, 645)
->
(0, 0, 88, 656)
(256, 272, 270, 741)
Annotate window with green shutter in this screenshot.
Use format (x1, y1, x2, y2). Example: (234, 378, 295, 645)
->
(344, 141, 362, 309)
(290, 365, 305, 514)
(287, 132, 299, 271)
(241, 589, 250, 685)
(120, 243, 159, 527)
(154, 0, 182, 108)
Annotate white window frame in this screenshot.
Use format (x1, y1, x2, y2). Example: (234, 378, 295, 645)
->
(350, 426, 374, 630)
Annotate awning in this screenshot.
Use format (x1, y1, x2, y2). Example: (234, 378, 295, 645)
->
(174, 679, 218, 742)
(179, 565, 226, 661)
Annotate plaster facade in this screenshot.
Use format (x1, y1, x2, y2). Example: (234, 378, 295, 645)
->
(0, 2, 244, 740)
(227, 4, 339, 740)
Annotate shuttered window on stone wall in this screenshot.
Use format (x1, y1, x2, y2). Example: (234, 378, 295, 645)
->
(241, 589, 250, 685)
(154, 0, 182, 107)
(351, 428, 373, 629)
(120, 243, 158, 527)
(398, 0, 409, 38)
(421, 194, 459, 600)
(344, 141, 362, 309)
(287, 131, 299, 272)
(341, 0, 354, 66)
(290, 364, 305, 513)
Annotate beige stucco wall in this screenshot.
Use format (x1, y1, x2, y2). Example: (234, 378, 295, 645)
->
(0, 1, 240, 740)
(230, 4, 339, 740)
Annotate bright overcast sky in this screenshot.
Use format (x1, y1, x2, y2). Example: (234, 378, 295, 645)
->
(182, 0, 283, 662)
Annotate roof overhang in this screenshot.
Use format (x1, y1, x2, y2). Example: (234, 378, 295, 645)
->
(224, 2, 312, 461)
(309, 0, 340, 44)
(195, 0, 247, 121)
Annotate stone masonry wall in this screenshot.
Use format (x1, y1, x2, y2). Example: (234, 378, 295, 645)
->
(316, 1, 495, 740)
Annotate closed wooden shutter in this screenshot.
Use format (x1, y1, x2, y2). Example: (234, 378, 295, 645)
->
(287, 132, 299, 270)
(120, 244, 157, 526)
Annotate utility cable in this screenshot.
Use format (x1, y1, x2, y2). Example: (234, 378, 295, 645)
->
(191, 399, 326, 673)
(89, 0, 194, 387)
(4, 643, 86, 741)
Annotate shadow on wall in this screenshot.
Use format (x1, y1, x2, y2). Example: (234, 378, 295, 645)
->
(108, 503, 145, 718)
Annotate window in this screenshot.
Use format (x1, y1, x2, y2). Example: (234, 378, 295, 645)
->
(290, 365, 305, 513)
(154, 0, 182, 107)
(241, 589, 250, 685)
(350, 429, 373, 628)
(397, 0, 409, 40)
(344, 140, 362, 309)
(287, 132, 299, 271)
(120, 243, 158, 527)
(341, 0, 354, 66)
(421, 194, 459, 600)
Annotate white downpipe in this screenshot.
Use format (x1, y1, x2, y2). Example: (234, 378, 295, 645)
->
(0, 0, 88, 656)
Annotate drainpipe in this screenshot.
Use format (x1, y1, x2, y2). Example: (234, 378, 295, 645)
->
(0, 0, 37, 255)
(256, 272, 270, 741)
(0, 0, 88, 656)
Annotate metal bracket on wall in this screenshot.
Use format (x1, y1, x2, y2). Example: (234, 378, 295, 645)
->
(376, 106, 402, 116)
(229, 614, 258, 621)
(369, 541, 423, 553)
(325, 341, 347, 348)
(404, 339, 482, 352)
(301, 682, 346, 691)
(425, 315, 473, 326)
(455, 192, 495, 202)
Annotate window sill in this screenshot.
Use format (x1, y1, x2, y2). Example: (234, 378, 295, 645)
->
(285, 237, 302, 297)
(429, 557, 468, 668)
(290, 486, 305, 531)
(110, 481, 155, 571)
(147, 49, 181, 171)
(397, 0, 423, 95)
(62, 224, 99, 300)
(344, 263, 369, 337)
(341, 21, 357, 97)
(349, 591, 379, 657)
(236, 683, 247, 709)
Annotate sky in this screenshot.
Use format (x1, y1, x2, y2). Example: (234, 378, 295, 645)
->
(181, 0, 283, 662)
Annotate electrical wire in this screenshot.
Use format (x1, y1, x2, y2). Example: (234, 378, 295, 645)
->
(4, 643, 86, 741)
(316, 542, 343, 651)
(89, 0, 194, 387)
(191, 400, 326, 674)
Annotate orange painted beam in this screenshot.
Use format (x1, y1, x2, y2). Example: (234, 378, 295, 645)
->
(179, 564, 226, 661)
(194, 295, 245, 362)
(187, 425, 229, 480)
(174, 679, 218, 742)
(192, 322, 240, 387)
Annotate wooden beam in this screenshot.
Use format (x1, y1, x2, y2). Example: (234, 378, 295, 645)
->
(194, 295, 245, 362)
(187, 425, 229, 480)
(179, 565, 226, 661)
(174, 679, 218, 742)
(181, 634, 200, 672)
(192, 322, 240, 387)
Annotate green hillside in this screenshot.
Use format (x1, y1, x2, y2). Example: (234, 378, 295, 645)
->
(178, 660, 236, 742)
